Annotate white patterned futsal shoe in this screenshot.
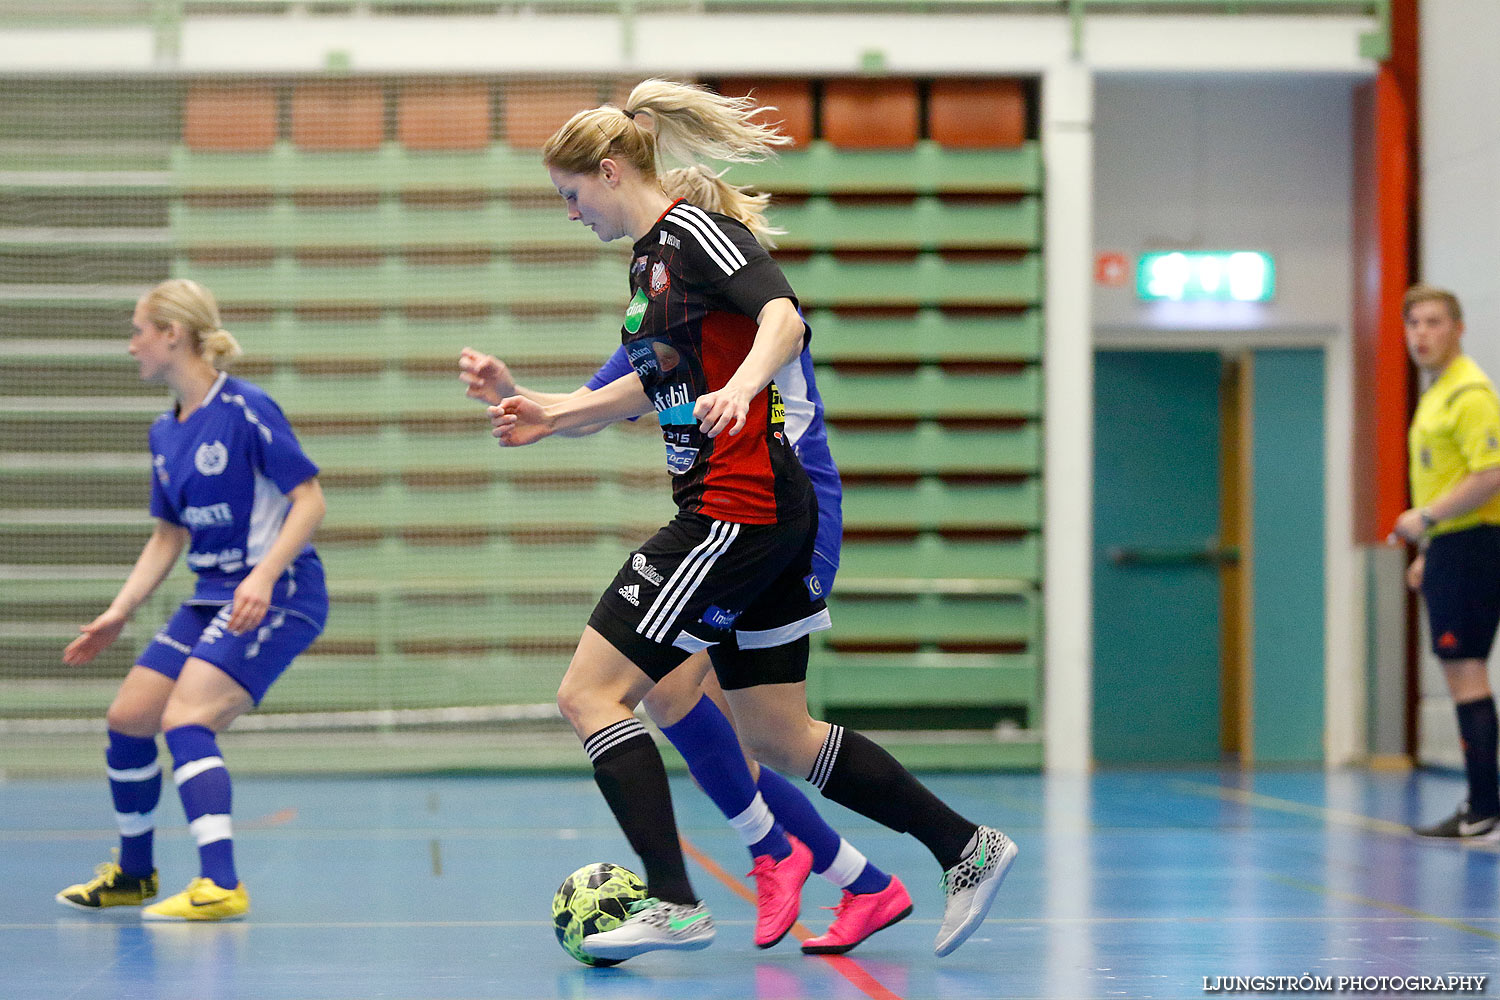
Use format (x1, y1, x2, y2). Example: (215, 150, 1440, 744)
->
(582, 898, 716, 961)
(934, 826, 1018, 956)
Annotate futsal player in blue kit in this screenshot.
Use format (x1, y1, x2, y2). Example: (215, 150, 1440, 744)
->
(56, 278, 328, 921)
(462, 165, 911, 954)
(486, 81, 1016, 961)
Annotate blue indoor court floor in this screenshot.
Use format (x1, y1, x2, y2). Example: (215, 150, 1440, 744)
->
(2, 768, 1496, 1000)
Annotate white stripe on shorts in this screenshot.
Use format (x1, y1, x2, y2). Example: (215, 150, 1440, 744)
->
(638, 520, 739, 643)
(736, 608, 833, 650)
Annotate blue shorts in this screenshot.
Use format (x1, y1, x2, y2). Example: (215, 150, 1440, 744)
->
(810, 488, 841, 597)
(136, 602, 321, 704)
(1421, 524, 1500, 661)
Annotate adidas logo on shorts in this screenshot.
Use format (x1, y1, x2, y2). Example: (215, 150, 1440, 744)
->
(618, 584, 640, 606)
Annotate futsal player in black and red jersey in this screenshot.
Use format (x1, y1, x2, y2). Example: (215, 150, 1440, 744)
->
(491, 79, 1016, 962)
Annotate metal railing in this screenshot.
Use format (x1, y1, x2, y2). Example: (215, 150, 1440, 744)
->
(0, 0, 1393, 74)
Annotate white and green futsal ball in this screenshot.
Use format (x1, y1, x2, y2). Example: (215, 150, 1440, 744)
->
(551, 862, 648, 967)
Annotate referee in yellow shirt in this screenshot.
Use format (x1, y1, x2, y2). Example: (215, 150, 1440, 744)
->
(1392, 284, 1500, 839)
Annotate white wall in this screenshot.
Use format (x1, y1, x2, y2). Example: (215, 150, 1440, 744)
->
(1419, 0, 1500, 769)
(1094, 75, 1359, 342)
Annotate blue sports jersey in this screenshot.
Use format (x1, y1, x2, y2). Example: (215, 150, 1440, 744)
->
(587, 342, 842, 560)
(148, 372, 327, 625)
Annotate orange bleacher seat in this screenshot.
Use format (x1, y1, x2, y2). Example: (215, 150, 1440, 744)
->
(502, 82, 610, 149)
(716, 78, 814, 149)
(398, 81, 492, 150)
(291, 82, 386, 151)
(183, 84, 279, 151)
(929, 79, 1027, 149)
(821, 79, 919, 150)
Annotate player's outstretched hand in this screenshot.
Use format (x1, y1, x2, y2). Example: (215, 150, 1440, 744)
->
(63, 608, 128, 666)
(226, 572, 273, 634)
(459, 347, 515, 406)
(491, 395, 554, 447)
(693, 385, 752, 438)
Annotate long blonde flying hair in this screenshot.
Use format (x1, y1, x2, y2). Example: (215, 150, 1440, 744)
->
(140, 278, 242, 369)
(543, 79, 789, 243)
(659, 164, 783, 248)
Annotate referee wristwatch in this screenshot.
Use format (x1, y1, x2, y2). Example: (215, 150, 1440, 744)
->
(1419, 508, 1437, 531)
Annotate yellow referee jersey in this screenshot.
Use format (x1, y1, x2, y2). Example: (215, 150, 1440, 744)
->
(1409, 354, 1500, 534)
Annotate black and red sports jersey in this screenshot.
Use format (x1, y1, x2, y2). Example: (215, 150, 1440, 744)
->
(620, 199, 812, 524)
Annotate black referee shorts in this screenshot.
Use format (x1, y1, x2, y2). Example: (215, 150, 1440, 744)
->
(1421, 524, 1500, 661)
(588, 509, 832, 685)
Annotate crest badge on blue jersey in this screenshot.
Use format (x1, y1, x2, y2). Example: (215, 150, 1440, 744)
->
(194, 440, 229, 476)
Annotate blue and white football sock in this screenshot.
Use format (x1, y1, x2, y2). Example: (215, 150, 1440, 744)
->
(106, 730, 160, 877)
(661, 696, 792, 861)
(164, 724, 237, 890)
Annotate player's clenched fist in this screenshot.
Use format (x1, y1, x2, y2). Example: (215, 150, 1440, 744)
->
(490, 395, 554, 447)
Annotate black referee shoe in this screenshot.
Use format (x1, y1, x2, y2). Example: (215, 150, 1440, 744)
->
(1413, 802, 1500, 840)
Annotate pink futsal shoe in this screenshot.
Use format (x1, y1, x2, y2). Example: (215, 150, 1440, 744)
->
(801, 875, 913, 955)
(749, 836, 814, 948)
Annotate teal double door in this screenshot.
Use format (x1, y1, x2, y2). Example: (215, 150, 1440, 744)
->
(1092, 348, 1326, 765)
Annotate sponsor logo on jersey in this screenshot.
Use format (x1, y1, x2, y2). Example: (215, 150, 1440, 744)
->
(631, 553, 665, 586)
(194, 440, 229, 476)
(804, 573, 824, 599)
(665, 443, 699, 476)
(1421, 446, 1432, 468)
(624, 288, 649, 335)
(626, 338, 659, 377)
(618, 583, 641, 606)
(652, 383, 693, 414)
(700, 605, 740, 630)
(769, 383, 785, 426)
(180, 502, 234, 528)
(632, 255, 650, 275)
(186, 547, 244, 572)
(153, 454, 169, 485)
(649, 260, 671, 297)
(1489, 432, 1499, 453)
(659, 230, 680, 249)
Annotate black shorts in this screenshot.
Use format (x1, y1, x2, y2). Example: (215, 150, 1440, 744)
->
(1422, 524, 1500, 661)
(588, 509, 831, 685)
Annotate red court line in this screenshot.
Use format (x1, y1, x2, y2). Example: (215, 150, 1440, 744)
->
(680, 835, 906, 1000)
(242, 807, 298, 829)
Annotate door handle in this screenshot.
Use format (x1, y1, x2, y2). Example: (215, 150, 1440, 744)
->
(1106, 543, 1240, 567)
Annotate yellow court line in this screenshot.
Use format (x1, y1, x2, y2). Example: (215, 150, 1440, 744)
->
(1170, 779, 1500, 942)
(1268, 873, 1500, 943)
(1168, 778, 1418, 837)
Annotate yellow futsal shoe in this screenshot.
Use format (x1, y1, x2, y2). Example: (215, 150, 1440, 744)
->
(56, 861, 159, 910)
(141, 877, 249, 922)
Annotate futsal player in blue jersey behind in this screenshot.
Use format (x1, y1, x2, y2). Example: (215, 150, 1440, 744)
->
(462, 168, 913, 955)
(56, 278, 328, 921)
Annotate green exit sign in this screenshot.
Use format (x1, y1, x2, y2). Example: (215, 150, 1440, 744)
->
(1137, 251, 1275, 302)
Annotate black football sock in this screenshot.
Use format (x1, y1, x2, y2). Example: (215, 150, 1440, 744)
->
(809, 724, 978, 870)
(585, 718, 696, 905)
(1456, 696, 1500, 818)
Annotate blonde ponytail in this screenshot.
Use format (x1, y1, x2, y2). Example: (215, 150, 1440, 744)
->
(139, 278, 241, 369)
(543, 79, 790, 182)
(200, 328, 243, 368)
(660, 164, 783, 249)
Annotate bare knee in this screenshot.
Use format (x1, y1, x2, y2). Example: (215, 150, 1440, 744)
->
(105, 699, 159, 738)
(740, 717, 828, 777)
